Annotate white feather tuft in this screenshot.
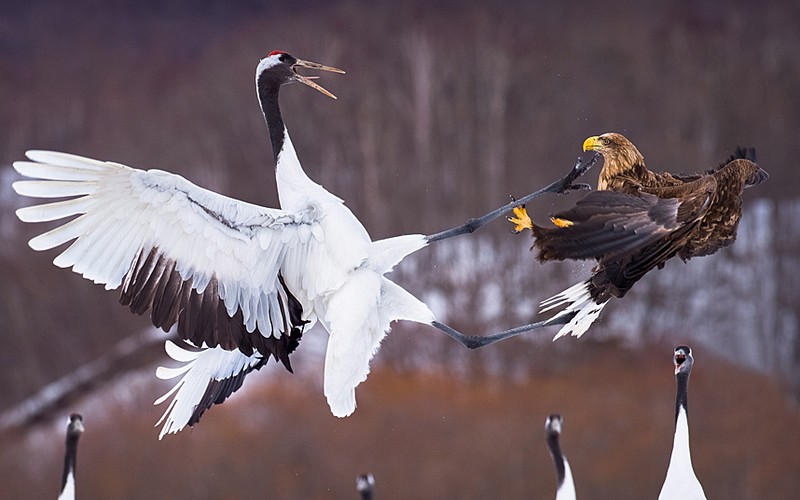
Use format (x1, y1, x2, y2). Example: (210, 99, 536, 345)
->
(154, 340, 262, 439)
(58, 471, 75, 500)
(540, 280, 608, 340)
(322, 273, 434, 418)
(659, 407, 706, 499)
(558, 458, 576, 500)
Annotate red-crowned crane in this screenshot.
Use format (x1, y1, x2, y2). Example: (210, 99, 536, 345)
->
(356, 473, 375, 499)
(13, 51, 597, 438)
(58, 413, 84, 500)
(659, 345, 706, 499)
(545, 414, 576, 500)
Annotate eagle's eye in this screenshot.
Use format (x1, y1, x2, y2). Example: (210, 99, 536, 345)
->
(601, 137, 611, 146)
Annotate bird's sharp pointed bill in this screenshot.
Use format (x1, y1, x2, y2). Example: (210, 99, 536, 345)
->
(293, 58, 346, 75)
(674, 346, 689, 374)
(583, 135, 601, 151)
(292, 58, 345, 99)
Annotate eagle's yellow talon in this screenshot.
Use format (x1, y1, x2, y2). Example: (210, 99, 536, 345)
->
(508, 205, 533, 233)
(550, 216, 574, 228)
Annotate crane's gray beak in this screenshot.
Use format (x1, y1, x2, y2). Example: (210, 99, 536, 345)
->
(292, 59, 345, 99)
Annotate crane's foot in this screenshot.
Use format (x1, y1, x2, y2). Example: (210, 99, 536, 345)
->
(565, 182, 592, 192)
(425, 152, 601, 244)
(555, 151, 602, 194)
(431, 316, 573, 350)
(508, 205, 533, 233)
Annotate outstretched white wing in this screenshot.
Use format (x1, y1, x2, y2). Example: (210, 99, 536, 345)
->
(13, 151, 326, 432)
(13, 151, 320, 344)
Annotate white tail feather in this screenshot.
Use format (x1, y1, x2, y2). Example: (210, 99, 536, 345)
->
(154, 340, 262, 439)
(540, 280, 591, 313)
(323, 275, 435, 418)
(539, 280, 609, 340)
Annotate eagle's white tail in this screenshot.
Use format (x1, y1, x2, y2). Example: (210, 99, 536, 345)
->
(540, 280, 608, 340)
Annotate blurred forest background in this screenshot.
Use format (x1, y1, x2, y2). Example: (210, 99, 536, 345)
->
(1, 0, 799, 498)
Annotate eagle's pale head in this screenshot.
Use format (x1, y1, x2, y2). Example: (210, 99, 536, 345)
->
(583, 132, 645, 189)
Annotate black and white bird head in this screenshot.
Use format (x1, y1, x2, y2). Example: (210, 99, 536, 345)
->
(256, 50, 345, 99)
(356, 473, 375, 499)
(545, 414, 563, 436)
(674, 345, 693, 376)
(66, 413, 84, 437)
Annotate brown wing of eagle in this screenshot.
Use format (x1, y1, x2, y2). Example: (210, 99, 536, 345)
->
(522, 132, 768, 339)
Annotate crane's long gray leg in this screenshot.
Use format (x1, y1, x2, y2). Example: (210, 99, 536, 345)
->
(431, 314, 574, 349)
(425, 152, 602, 243)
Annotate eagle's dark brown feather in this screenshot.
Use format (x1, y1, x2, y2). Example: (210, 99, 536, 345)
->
(533, 191, 684, 262)
(532, 131, 767, 310)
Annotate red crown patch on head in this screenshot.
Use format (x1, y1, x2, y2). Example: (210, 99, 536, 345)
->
(268, 50, 287, 57)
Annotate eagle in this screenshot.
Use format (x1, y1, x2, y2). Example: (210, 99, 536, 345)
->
(508, 132, 768, 339)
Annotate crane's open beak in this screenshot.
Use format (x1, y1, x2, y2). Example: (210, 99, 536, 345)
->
(292, 59, 346, 99)
(674, 351, 686, 374)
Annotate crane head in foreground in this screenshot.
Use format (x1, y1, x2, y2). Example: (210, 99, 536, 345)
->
(674, 345, 691, 375)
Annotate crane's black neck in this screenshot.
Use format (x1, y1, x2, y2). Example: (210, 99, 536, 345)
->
(60, 433, 80, 491)
(546, 432, 566, 488)
(257, 77, 285, 165)
(675, 370, 690, 424)
(360, 490, 373, 500)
